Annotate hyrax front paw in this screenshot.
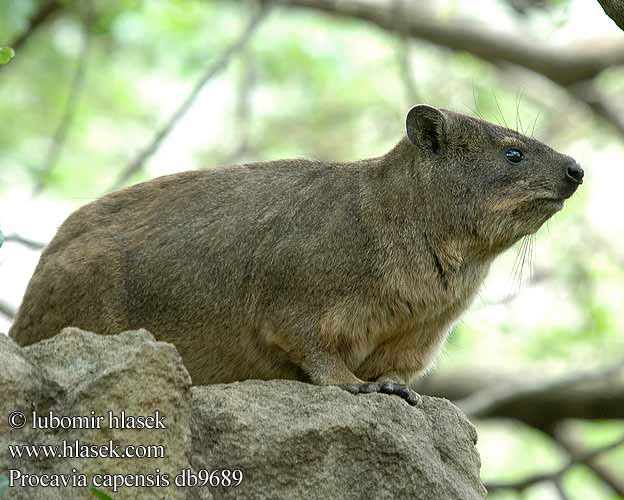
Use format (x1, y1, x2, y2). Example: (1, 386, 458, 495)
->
(338, 382, 421, 406)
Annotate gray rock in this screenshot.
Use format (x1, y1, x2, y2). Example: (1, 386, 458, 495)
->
(1, 329, 485, 499)
(191, 381, 486, 500)
(1, 329, 194, 500)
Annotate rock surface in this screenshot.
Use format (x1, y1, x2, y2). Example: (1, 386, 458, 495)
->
(192, 382, 485, 500)
(1, 329, 486, 500)
(1, 328, 194, 500)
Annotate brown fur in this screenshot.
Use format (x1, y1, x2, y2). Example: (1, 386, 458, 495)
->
(9, 105, 582, 387)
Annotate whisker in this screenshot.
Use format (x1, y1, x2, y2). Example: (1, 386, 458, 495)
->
(510, 236, 529, 295)
(515, 92, 519, 133)
(463, 103, 478, 116)
(521, 235, 531, 288)
(493, 92, 509, 129)
(530, 111, 541, 137)
(510, 239, 522, 283)
(529, 234, 536, 284)
(471, 84, 485, 120)
(517, 90, 525, 134)
(519, 236, 529, 290)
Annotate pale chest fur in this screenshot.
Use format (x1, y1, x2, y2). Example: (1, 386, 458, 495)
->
(321, 259, 490, 374)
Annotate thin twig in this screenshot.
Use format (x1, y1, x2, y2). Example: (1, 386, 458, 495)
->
(4, 234, 47, 251)
(486, 434, 624, 493)
(108, 4, 269, 192)
(33, 1, 93, 195)
(552, 426, 624, 497)
(458, 358, 624, 418)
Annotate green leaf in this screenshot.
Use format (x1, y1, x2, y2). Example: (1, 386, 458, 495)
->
(90, 487, 113, 499)
(0, 47, 15, 65)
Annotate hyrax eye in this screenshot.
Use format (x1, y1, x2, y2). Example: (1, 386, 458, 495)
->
(505, 148, 524, 164)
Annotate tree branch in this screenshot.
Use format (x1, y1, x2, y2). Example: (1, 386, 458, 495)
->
(456, 358, 624, 420)
(571, 83, 624, 139)
(4, 233, 47, 251)
(485, 434, 624, 493)
(253, 0, 624, 144)
(263, 0, 624, 87)
(495, 65, 624, 143)
(552, 426, 624, 497)
(108, 4, 269, 192)
(414, 363, 624, 430)
(4, 0, 62, 54)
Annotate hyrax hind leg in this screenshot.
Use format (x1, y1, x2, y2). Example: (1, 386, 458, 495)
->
(269, 326, 420, 406)
(267, 328, 364, 386)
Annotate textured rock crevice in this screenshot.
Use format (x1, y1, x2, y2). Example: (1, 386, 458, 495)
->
(1, 329, 486, 499)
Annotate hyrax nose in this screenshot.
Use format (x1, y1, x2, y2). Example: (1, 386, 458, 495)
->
(566, 162, 584, 185)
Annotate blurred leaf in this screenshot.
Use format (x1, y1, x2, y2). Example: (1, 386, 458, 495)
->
(0, 47, 15, 64)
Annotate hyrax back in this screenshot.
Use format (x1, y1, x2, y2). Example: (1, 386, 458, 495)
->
(10, 105, 583, 396)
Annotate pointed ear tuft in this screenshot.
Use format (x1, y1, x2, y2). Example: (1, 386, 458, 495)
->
(405, 105, 447, 154)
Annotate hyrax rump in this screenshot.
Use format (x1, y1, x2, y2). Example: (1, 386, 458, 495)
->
(10, 105, 583, 404)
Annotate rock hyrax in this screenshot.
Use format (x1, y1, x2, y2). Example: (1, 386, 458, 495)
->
(10, 105, 583, 404)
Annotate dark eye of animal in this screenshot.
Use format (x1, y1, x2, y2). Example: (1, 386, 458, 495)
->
(505, 148, 524, 164)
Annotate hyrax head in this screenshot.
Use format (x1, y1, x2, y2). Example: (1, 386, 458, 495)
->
(405, 104, 583, 253)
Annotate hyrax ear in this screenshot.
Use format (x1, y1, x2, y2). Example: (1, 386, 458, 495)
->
(405, 105, 447, 154)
